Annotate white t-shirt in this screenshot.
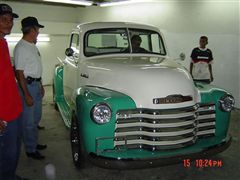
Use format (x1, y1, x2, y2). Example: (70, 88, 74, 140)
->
(14, 39, 42, 78)
(191, 47, 213, 80)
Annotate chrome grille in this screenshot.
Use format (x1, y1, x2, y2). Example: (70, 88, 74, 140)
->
(114, 103, 215, 151)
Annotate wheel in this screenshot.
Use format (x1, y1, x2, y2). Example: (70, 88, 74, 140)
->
(70, 114, 84, 168)
(54, 103, 59, 111)
(52, 83, 59, 111)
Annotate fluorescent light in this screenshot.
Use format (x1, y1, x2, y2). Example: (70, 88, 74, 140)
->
(43, 0, 93, 6)
(6, 34, 51, 42)
(100, 0, 157, 7)
(38, 36, 51, 42)
(6, 36, 21, 42)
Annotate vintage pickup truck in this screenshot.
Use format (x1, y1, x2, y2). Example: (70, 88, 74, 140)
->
(53, 22, 234, 169)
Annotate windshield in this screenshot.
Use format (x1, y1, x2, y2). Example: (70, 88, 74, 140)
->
(84, 28, 166, 57)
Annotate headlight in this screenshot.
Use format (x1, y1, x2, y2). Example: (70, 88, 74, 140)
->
(219, 94, 235, 112)
(91, 103, 112, 124)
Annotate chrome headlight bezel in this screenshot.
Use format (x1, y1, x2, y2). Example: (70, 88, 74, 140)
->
(219, 94, 235, 112)
(91, 103, 112, 124)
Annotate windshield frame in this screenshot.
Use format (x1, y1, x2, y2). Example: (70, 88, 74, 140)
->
(83, 27, 167, 57)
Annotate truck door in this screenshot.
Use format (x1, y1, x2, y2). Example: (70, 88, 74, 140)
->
(63, 32, 80, 107)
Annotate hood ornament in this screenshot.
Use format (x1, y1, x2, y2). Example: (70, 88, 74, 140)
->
(153, 94, 193, 104)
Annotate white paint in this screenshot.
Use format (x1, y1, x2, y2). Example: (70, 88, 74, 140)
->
(80, 56, 199, 109)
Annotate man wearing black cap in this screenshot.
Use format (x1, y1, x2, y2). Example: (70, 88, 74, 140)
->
(14, 16, 47, 160)
(0, 3, 26, 180)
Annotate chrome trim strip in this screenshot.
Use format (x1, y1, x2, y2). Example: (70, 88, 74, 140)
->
(117, 112, 195, 120)
(116, 120, 195, 129)
(197, 129, 215, 135)
(198, 122, 215, 127)
(114, 137, 194, 146)
(115, 128, 195, 137)
(196, 114, 215, 120)
(197, 107, 215, 112)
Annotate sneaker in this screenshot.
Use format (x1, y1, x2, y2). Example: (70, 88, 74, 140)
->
(15, 175, 29, 180)
(37, 125, 45, 130)
(26, 151, 45, 160)
(36, 144, 47, 150)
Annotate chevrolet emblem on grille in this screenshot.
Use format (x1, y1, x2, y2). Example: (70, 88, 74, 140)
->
(153, 95, 193, 104)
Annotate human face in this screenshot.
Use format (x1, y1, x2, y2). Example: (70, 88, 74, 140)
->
(0, 14, 13, 38)
(199, 38, 208, 49)
(31, 26, 40, 43)
(132, 39, 141, 50)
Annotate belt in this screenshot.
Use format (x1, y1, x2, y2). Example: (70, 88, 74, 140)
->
(26, 76, 41, 84)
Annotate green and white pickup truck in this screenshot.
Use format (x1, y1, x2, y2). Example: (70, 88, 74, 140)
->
(53, 22, 234, 169)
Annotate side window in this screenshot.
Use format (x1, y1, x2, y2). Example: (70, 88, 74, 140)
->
(151, 34, 164, 54)
(70, 33, 80, 53)
(139, 35, 150, 51)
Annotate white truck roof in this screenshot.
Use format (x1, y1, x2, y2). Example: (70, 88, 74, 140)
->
(76, 22, 160, 33)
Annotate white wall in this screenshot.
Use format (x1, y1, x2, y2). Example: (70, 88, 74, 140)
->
(77, 1, 240, 107)
(4, 1, 240, 107)
(5, 1, 79, 85)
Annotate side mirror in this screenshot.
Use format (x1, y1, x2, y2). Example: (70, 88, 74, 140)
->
(179, 52, 186, 61)
(65, 48, 74, 57)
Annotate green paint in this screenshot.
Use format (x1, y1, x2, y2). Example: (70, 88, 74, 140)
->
(75, 86, 136, 154)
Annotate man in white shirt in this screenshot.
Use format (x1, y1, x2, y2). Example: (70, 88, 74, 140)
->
(14, 16, 46, 160)
(190, 36, 214, 84)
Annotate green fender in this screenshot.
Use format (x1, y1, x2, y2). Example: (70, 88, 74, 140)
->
(196, 83, 232, 139)
(75, 86, 136, 154)
(53, 65, 64, 102)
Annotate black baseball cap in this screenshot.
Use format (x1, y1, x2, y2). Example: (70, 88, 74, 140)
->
(21, 16, 44, 29)
(0, 4, 18, 18)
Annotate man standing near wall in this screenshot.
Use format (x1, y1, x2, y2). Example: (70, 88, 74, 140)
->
(190, 36, 214, 84)
(0, 4, 24, 180)
(14, 16, 47, 160)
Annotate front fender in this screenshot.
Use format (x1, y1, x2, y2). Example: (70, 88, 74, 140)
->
(75, 86, 136, 154)
(197, 83, 232, 138)
(53, 64, 64, 102)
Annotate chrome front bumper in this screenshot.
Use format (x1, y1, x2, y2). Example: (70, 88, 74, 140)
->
(89, 137, 231, 169)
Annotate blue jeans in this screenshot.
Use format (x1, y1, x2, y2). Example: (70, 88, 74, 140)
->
(0, 117, 23, 180)
(21, 81, 42, 153)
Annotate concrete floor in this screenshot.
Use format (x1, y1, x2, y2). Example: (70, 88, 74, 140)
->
(17, 85, 240, 180)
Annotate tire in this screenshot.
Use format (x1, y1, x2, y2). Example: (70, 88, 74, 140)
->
(52, 83, 59, 111)
(70, 114, 84, 168)
(54, 103, 59, 111)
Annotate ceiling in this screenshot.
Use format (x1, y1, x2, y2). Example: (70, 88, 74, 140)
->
(3, 0, 130, 7)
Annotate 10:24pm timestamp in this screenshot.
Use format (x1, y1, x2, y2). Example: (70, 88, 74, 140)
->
(183, 159, 223, 168)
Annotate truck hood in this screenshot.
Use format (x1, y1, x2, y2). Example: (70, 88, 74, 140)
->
(79, 56, 200, 109)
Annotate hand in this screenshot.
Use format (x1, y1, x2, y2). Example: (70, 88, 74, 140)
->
(41, 85, 45, 97)
(0, 120, 7, 134)
(210, 76, 214, 82)
(25, 94, 34, 106)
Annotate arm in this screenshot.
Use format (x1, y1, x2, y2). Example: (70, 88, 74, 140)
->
(0, 120, 7, 134)
(209, 64, 213, 82)
(40, 81, 45, 97)
(15, 70, 33, 106)
(190, 62, 193, 78)
(190, 49, 195, 78)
